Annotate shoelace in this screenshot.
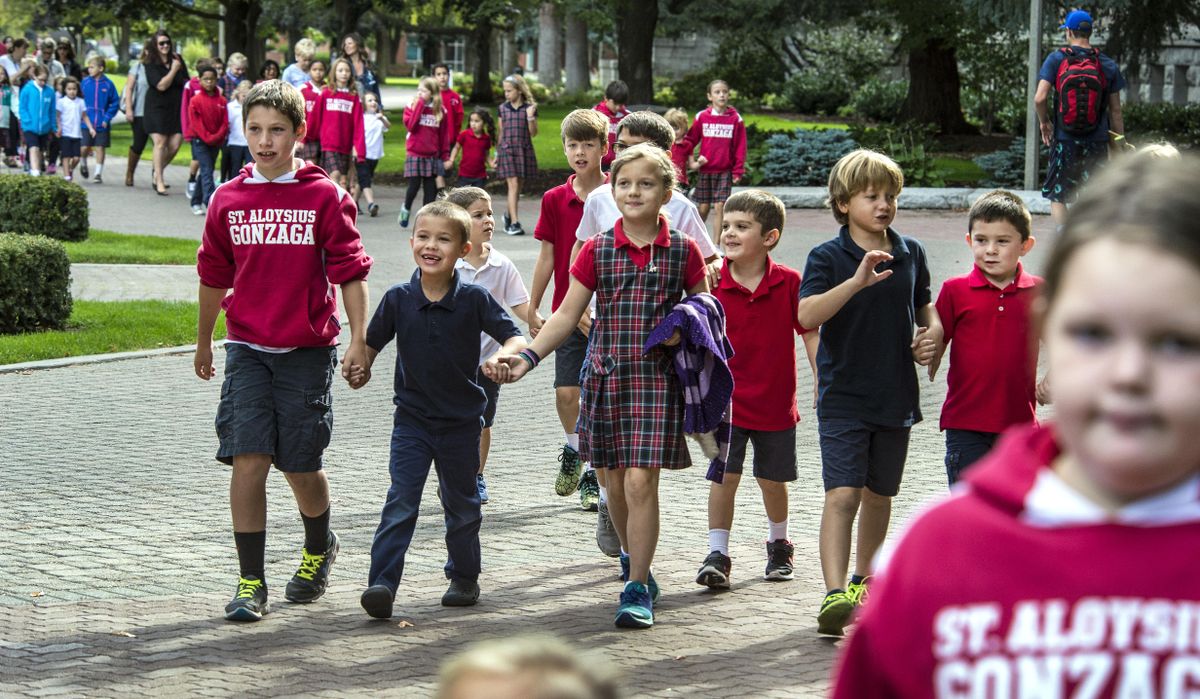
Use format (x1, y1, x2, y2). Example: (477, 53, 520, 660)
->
(847, 581, 870, 606)
(558, 449, 579, 474)
(236, 578, 264, 599)
(294, 550, 327, 581)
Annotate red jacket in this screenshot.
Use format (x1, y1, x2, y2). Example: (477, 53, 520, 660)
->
(196, 162, 373, 348)
(832, 423, 1200, 698)
(307, 87, 366, 160)
(440, 87, 464, 137)
(180, 76, 202, 139)
(188, 89, 229, 146)
(681, 106, 747, 178)
(403, 100, 452, 160)
(299, 81, 323, 143)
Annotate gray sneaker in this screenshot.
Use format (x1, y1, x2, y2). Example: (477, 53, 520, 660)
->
(596, 499, 621, 557)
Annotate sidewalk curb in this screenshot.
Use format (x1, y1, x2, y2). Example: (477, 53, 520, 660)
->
(0, 341, 226, 374)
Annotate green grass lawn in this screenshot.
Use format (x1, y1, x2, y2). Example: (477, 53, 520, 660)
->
(65, 229, 198, 265)
(0, 300, 224, 364)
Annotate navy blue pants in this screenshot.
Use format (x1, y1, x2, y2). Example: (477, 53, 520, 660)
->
(190, 139, 219, 207)
(367, 417, 482, 593)
(944, 429, 999, 486)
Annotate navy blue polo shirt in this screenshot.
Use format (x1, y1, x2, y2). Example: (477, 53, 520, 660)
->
(799, 226, 932, 427)
(366, 269, 521, 430)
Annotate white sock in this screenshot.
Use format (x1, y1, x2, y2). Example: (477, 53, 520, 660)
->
(768, 518, 788, 543)
(620, 547, 628, 557)
(565, 433, 579, 451)
(94, 163, 103, 176)
(598, 484, 608, 504)
(30, 170, 40, 177)
(708, 528, 730, 556)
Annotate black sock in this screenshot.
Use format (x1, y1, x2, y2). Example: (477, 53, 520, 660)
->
(234, 531, 266, 581)
(188, 174, 196, 183)
(850, 574, 866, 585)
(301, 507, 331, 553)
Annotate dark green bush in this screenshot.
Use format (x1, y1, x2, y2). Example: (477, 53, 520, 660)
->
(1123, 102, 1200, 149)
(849, 121, 945, 187)
(0, 233, 73, 334)
(841, 78, 909, 123)
(758, 129, 858, 186)
(0, 175, 89, 241)
(782, 71, 850, 116)
(973, 138, 1049, 188)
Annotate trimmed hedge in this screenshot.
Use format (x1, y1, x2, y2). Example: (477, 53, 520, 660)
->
(0, 233, 73, 334)
(0, 175, 89, 241)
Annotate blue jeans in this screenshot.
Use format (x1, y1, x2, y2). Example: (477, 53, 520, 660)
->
(944, 429, 999, 486)
(191, 139, 219, 207)
(367, 417, 482, 592)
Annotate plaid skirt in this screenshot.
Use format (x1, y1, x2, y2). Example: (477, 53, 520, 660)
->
(692, 170, 733, 204)
(298, 139, 321, 163)
(1042, 138, 1108, 204)
(496, 143, 537, 179)
(578, 351, 691, 471)
(404, 155, 444, 178)
(321, 150, 350, 175)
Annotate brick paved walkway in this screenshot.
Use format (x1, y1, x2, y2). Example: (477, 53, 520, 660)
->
(4, 179, 1056, 697)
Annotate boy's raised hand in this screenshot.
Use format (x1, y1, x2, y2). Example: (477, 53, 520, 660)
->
(853, 250, 893, 289)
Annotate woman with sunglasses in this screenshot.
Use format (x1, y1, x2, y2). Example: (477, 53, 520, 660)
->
(142, 30, 188, 195)
(55, 41, 82, 81)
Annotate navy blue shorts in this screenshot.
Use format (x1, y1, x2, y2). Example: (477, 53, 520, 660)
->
(22, 130, 49, 150)
(1042, 138, 1107, 204)
(59, 137, 81, 158)
(82, 129, 111, 148)
(457, 176, 487, 188)
(725, 425, 797, 482)
(818, 418, 910, 496)
(215, 343, 338, 472)
(944, 428, 999, 486)
(475, 367, 500, 428)
(553, 328, 587, 389)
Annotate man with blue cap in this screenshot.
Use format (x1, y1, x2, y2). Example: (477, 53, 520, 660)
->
(1034, 9, 1126, 224)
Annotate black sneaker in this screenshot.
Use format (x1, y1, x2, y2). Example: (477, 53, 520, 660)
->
(225, 576, 269, 621)
(361, 584, 394, 619)
(695, 551, 732, 589)
(764, 539, 794, 581)
(80, 162, 89, 178)
(285, 531, 339, 603)
(441, 578, 480, 607)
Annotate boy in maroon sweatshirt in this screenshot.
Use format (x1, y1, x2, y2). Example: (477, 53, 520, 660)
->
(187, 65, 228, 215)
(433, 63, 464, 190)
(195, 80, 373, 623)
(681, 79, 747, 243)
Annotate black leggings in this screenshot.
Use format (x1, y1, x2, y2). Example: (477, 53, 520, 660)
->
(130, 117, 149, 155)
(405, 176, 438, 211)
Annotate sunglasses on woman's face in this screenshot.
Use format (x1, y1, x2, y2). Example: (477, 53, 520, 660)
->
(158, 40, 171, 47)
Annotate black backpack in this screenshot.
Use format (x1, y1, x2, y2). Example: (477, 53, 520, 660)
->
(1055, 47, 1108, 136)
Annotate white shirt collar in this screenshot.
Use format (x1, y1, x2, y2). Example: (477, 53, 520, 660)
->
(1023, 471, 1200, 528)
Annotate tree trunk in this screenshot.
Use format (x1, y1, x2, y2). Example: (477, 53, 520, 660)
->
(615, 0, 657, 104)
(375, 26, 392, 79)
(470, 23, 494, 104)
(537, 3, 561, 87)
(564, 15, 589, 93)
(901, 37, 975, 135)
(500, 30, 517, 76)
(118, 18, 131, 73)
(223, 0, 263, 73)
(334, 0, 373, 41)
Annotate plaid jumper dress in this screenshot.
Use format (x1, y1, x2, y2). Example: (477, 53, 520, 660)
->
(577, 227, 693, 471)
(496, 101, 538, 179)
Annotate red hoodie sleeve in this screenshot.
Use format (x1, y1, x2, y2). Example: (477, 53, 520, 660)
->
(403, 103, 421, 132)
(197, 202, 235, 289)
(440, 108, 453, 160)
(352, 97, 366, 162)
(681, 112, 703, 153)
(732, 114, 747, 179)
(213, 95, 229, 145)
(322, 185, 373, 284)
(305, 91, 323, 144)
(180, 86, 193, 138)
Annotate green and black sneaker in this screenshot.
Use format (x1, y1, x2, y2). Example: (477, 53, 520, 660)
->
(225, 576, 269, 622)
(285, 531, 340, 603)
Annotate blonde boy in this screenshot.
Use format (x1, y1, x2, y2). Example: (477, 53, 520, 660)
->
(797, 149, 941, 637)
(696, 191, 819, 589)
(282, 38, 316, 88)
(528, 109, 610, 515)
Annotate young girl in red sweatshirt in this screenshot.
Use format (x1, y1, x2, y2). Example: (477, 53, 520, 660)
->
(187, 65, 228, 214)
(398, 76, 451, 228)
(308, 57, 365, 188)
(297, 58, 325, 165)
(681, 79, 746, 243)
(832, 155, 1200, 699)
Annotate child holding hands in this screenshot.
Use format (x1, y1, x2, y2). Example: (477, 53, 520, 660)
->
(490, 144, 710, 629)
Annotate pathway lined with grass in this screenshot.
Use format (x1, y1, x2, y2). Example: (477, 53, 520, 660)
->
(65, 230, 200, 265)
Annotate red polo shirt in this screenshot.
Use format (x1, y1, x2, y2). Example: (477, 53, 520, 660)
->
(936, 263, 1043, 433)
(571, 216, 706, 291)
(535, 174, 592, 310)
(716, 257, 811, 431)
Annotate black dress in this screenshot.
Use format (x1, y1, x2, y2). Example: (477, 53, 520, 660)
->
(142, 61, 188, 135)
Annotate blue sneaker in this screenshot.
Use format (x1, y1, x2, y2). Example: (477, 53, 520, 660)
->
(477, 474, 489, 504)
(398, 206, 410, 228)
(615, 581, 654, 628)
(618, 553, 660, 603)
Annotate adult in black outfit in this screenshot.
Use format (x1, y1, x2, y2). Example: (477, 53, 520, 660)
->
(143, 29, 188, 195)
